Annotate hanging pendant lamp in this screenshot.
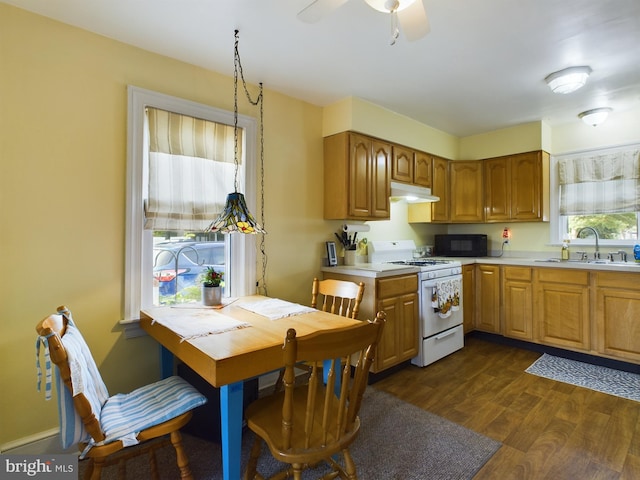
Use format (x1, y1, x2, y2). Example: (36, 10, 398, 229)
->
(206, 30, 266, 234)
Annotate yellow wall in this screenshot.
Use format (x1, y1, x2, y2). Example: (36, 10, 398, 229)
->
(0, 4, 337, 448)
(3, 4, 640, 450)
(323, 97, 459, 160)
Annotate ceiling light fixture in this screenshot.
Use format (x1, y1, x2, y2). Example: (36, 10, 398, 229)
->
(545, 66, 592, 94)
(578, 108, 612, 126)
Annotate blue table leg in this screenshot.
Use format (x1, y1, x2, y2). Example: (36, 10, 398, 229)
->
(159, 345, 173, 379)
(324, 358, 342, 396)
(220, 381, 244, 480)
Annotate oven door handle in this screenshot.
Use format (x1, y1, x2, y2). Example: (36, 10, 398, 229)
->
(434, 329, 457, 340)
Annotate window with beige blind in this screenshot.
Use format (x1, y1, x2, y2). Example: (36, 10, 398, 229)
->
(123, 87, 259, 327)
(550, 144, 640, 247)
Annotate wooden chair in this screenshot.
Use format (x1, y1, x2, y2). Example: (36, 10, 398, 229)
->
(273, 278, 366, 392)
(244, 311, 386, 480)
(311, 278, 365, 320)
(35, 306, 207, 480)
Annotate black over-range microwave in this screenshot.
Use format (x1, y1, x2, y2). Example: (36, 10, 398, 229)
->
(434, 234, 488, 257)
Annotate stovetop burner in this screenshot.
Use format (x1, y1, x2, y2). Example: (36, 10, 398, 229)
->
(388, 259, 451, 266)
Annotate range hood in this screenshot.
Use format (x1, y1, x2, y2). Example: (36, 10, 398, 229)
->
(389, 181, 440, 203)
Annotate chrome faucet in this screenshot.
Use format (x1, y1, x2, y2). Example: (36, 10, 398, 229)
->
(576, 226, 600, 259)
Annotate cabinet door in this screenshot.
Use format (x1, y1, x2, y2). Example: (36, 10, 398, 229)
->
(348, 133, 373, 218)
(594, 273, 640, 363)
(484, 157, 511, 222)
(414, 151, 432, 187)
(371, 140, 391, 218)
(462, 265, 475, 334)
(534, 269, 590, 351)
(503, 267, 533, 340)
(376, 296, 402, 371)
(450, 161, 484, 222)
(511, 152, 541, 221)
(431, 156, 449, 222)
(398, 292, 419, 361)
(392, 145, 414, 183)
(475, 265, 500, 333)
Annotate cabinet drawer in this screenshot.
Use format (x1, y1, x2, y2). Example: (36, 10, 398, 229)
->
(377, 274, 418, 298)
(504, 266, 531, 281)
(594, 272, 640, 289)
(535, 268, 588, 285)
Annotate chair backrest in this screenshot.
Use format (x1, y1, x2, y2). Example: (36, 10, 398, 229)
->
(311, 278, 365, 319)
(279, 311, 385, 452)
(36, 306, 108, 444)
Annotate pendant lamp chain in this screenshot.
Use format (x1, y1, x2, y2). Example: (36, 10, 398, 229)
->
(206, 30, 266, 235)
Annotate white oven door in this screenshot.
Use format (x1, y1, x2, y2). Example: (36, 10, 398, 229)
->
(420, 274, 463, 337)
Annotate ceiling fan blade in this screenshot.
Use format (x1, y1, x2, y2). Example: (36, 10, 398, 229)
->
(297, 0, 350, 23)
(398, 0, 430, 41)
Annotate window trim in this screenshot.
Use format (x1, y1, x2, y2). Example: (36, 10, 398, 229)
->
(549, 143, 640, 248)
(123, 86, 258, 323)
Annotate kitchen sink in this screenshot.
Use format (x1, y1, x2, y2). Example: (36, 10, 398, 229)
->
(533, 258, 638, 266)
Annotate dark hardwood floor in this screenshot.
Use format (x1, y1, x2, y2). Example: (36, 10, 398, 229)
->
(371, 336, 640, 480)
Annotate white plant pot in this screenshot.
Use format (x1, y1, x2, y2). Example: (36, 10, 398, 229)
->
(202, 285, 222, 306)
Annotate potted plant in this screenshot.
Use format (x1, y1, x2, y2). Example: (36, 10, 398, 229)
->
(201, 267, 223, 306)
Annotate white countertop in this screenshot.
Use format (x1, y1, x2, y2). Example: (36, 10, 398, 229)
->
(322, 257, 640, 278)
(321, 263, 420, 278)
(439, 256, 640, 273)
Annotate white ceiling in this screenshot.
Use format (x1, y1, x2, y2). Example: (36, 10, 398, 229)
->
(5, 0, 640, 137)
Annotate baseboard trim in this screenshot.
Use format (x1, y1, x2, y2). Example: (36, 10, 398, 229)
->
(468, 331, 640, 374)
(0, 428, 75, 455)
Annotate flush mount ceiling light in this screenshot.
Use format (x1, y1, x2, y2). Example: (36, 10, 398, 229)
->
(578, 108, 612, 126)
(545, 66, 592, 94)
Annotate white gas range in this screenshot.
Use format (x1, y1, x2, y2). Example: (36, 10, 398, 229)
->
(368, 240, 464, 367)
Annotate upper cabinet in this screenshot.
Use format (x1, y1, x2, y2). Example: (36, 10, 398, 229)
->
(430, 156, 449, 222)
(391, 145, 414, 184)
(324, 132, 391, 220)
(391, 145, 433, 188)
(484, 151, 550, 222)
(449, 161, 484, 223)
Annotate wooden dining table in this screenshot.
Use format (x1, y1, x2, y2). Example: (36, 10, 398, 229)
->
(140, 295, 361, 480)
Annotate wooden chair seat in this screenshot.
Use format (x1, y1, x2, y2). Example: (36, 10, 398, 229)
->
(244, 311, 386, 480)
(36, 306, 207, 480)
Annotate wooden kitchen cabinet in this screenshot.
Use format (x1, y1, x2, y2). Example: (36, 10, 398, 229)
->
(391, 145, 414, 184)
(534, 269, 590, 351)
(431, 156, 449, 222)
(449, 161, 484, 222)
(414, 151, 432, 187)
(462, 264, 475, 334)
(392, 145, 433, 188)
(322, 271, 418, 373)
(475, 264, 501, 333)
(484, 151, 549, 222)
(502, 266, 533, 340)
(324, 131, 391, 220)
(594, 272, 640, 363)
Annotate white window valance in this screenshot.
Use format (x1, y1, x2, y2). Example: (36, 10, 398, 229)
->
(147, 107, 240, 161)
(558, 148, 640, 215)
(144, 108, 241, 231)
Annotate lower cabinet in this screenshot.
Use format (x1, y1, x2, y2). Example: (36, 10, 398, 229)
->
(462, 265, 475, 334)
(322, 271, 418, 373)
(503, 266, 533, 340)
(475, 264, 501, 333)
(534, 269, 590, 352)
(594, 272, 640, 363)
(467, 264, 640, 364)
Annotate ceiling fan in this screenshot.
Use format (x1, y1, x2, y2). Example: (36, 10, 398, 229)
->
(297, 0, 430, 45)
